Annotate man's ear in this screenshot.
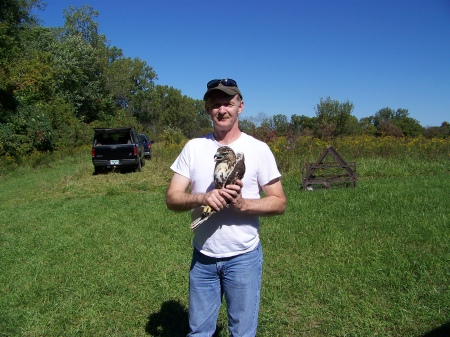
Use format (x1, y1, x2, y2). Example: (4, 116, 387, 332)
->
(238, 100, 244, 114)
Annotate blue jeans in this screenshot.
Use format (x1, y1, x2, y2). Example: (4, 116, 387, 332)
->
(187, 243, 263, 337)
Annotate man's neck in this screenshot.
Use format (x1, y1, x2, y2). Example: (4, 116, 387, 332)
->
(213, 128, 242, 145)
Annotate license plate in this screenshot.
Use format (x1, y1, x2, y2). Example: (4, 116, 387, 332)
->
(110, 160, 119, 165)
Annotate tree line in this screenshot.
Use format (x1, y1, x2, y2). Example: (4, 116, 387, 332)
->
(242, 101, 448, 143)
(1, 1, 448, 160)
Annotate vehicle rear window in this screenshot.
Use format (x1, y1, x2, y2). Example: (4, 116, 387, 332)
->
(94, 132, 131, 145)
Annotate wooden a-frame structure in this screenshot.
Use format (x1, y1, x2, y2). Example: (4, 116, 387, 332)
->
(302, 146, 357, 190)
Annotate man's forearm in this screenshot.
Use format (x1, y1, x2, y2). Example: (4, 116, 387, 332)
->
(166, 191, 203, 212)
(236, 195, 286, 216)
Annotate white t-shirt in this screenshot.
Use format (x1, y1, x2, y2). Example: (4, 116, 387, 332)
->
(170, 132, 281, 258)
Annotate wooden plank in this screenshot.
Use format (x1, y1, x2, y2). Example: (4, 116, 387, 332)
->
(301, 146, 357, 190)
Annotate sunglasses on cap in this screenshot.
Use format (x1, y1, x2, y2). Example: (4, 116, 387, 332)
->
(207, 78, 238, 89)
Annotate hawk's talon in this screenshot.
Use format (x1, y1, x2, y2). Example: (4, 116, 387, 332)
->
(202, 205, 213, 216)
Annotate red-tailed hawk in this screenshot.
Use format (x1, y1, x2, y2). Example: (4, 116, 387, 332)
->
(190, 146, 246, 230)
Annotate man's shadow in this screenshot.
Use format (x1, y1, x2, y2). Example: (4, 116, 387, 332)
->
(145, 300, 223, 337)
(420, 321, 450, 337)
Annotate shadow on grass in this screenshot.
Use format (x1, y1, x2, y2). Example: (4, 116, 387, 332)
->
(145, 300, 224, 337)
(420, 321, 450, 337)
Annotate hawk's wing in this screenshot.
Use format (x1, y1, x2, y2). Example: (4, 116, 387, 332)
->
(223, 152, 245, 186)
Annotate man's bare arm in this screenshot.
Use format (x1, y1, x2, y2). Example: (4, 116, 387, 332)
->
(224, 178, 286, 216)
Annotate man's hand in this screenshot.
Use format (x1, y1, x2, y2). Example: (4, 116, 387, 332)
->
(220, 179, 245, 211)
(203, 188, 229, 212)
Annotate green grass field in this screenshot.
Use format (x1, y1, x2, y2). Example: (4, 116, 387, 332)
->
(0, 147, 449, 336)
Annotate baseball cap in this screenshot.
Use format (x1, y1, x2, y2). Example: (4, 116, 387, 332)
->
(203, 79, 243, 101)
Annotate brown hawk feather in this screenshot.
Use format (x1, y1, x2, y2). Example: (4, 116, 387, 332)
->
(190, 146, 246, 230)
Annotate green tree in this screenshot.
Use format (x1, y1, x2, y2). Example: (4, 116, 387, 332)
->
(53, 34, 108, 122)
(315, 97, 354, 138)
(192, 99, 212, 137)
(289, 114, 317, 136)
(8, 27, 56, 105)
(0, 0, 41, 65)
(251, 112, 276, 142)
(424, 121, 449, 139)
(1, 0, 43, 117)
(239, 118, 257, 136)
(272, 114, 288, 136)
(145, 85, 208, 138)
(0, 0, 63, 157)
(51, 5, 111, 122)
(61, 5, 104, 48)
(372, 107, 424, 137)
(104, 55, 157, 119)
(344, 115, 363, 135)
(393, 109, 423, 136)
(359, 117, 377, 135)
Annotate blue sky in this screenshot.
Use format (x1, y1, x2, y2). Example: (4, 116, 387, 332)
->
(34, 0, 450, 127)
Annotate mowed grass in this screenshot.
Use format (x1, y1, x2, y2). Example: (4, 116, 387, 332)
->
(0, 148, 449, 336)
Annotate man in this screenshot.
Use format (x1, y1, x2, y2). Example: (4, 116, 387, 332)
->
(166, 78, 287, 337)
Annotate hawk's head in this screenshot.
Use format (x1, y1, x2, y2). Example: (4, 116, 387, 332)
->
(214, 146, 236, 163)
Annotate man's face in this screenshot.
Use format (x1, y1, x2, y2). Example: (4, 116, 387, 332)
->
(205, 92, 244, 130)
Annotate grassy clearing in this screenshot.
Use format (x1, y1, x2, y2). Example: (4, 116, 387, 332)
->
(260, 175, 449, 336)
(0, 145, 449, 336)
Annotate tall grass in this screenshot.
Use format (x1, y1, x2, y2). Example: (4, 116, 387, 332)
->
(0, 136, 449, 336)
(270, 135, 449, 176)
